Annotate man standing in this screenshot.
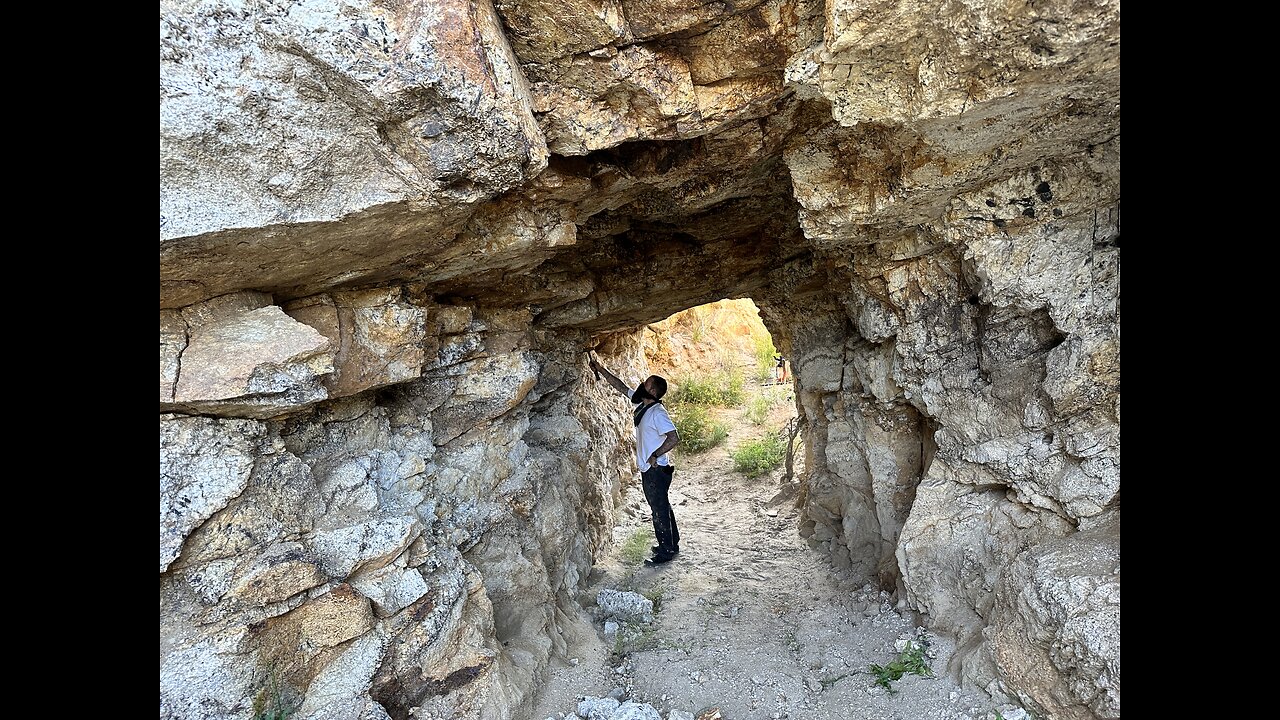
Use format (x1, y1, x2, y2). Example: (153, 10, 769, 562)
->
(588, 354, 682, 565)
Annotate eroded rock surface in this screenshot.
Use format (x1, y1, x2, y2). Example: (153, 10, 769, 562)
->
(160, 312, 647, 719)
(160, 1, 1119, 718)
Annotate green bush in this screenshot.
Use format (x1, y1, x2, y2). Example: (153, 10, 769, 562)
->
(753, 333, 778, 382)
(722, 371, 745, 405)
(640, 581, 670, 613)
(671, 370, 745, 407)
(671, 376, 718, 405)
(744, 392, 782, 425)
(730, 434, 786, 477)
(619, 527, 654, 565)
(869, 640, 933, 693)
(672, 405, 728, 452)
(612, 622, 659, 657)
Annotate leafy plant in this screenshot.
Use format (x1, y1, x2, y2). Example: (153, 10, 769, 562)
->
(612, 622, 659, 657)
(670, 370, 745, 407)
(619, 527, 654, 565)
(721, 371, 745, 405)
(671, 376, 717, 405)
(868, 640, 933, 693)
(869, 663, 897, 692)
(730, 434, 787, 477)
(744, 391, 782, 425)
(753, 332, 778, 382)
(671, 405, 729, 452)
(640, 581, 669, 613)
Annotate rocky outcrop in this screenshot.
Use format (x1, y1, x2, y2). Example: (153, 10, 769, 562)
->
(160, 0, 547, 308)
(161, 1, 1119, 718)
(160, 292, 334, 419)
(496, 0, 821, 155)
(160, 414, 265, 573)
(284, 288, 428, 400)
(987, 518, 1120, 720)
(757, 147, 1118, 716)
(160, 304, 647, 719)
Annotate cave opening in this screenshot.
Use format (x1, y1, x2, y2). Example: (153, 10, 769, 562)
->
(523, 296, 938, 720)
(160, 0, 1121, 714)
(599, 298, 804, 563)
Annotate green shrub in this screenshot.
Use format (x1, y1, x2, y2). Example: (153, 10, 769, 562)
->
(671, 405, 728, 452)
(671, 370, 745, 407)
(612, 622, 659, 656)
(640, 581, 669, 612)
(619, 527, 654, 565)
(744, 392, 782, 425)
(721, 371, 745, 405)
(671, 376, 719, 405)
(869, 640, 933, 693)
(753, 333, 778, 382)
(730, 434, 786, 477)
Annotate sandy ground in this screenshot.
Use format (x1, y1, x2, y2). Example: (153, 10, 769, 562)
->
(523, 383, 1012, 720)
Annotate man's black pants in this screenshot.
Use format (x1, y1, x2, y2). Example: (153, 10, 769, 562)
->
(641, 464, 680, 554)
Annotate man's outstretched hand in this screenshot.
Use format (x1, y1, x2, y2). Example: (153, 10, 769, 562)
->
(589, 355, 630, 394)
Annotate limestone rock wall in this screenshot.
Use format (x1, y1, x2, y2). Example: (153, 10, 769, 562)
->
(755, 145, 1119, 715)
(160, 0, 547, 307)
(757, 278, 929, 593)
(161, 1, 1119, 718)
(988, 517, 1120, 720)
(160, 294, 646, 720)
(512, 0, 825, 155)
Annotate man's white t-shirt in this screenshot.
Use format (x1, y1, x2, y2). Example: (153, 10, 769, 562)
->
(627, 390, 677, 472)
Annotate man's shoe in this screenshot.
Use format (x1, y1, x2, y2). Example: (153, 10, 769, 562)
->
(644, 553, 676, 566)
(651, 545, 680, 554)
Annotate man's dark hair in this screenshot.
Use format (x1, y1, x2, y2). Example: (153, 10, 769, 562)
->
(649, 375, 668, 399)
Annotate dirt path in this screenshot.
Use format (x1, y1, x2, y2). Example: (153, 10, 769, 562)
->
(524, 384, 1014, 720)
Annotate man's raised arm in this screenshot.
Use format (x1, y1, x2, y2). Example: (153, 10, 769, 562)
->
(588, 354, 632, 396)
